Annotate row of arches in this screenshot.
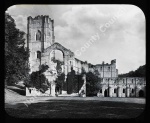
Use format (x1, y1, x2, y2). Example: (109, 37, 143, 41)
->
(102, 88, 144, 97)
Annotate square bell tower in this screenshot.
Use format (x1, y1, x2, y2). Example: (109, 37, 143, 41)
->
(27, 15, 55, 72)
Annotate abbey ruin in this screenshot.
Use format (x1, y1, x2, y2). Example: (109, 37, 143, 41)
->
(26, 15, 146, 98)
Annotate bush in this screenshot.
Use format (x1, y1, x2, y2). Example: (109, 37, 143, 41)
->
(28, 65, 50, 93)
(86, 72, 99, 96)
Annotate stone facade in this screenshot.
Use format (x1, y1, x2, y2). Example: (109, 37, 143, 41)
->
(27, 15, 55, 73)
(26, 15, 146, 97)
(95, 60, 118, 78)
(97, 77, 146, 97)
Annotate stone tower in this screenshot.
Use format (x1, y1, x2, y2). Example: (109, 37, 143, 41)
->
(27, 15, 55, 72)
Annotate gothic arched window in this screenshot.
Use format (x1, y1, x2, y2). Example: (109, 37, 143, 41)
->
(36, 30, 41, 41)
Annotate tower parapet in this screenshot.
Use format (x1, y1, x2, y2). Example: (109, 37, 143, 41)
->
(27, 15, 55, 51)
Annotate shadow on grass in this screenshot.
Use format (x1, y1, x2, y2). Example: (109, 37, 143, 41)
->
(7, 87, 25, 96)
(5, 100, 145, 119)
(15, 84, 25, 89)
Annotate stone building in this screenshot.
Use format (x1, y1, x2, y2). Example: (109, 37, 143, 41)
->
(96, 77, 146, 97)
(94, 60, 118, 78)
(26, 15, 146, 97)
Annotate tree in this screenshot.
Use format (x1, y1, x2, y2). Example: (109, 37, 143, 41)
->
(86, 71, 99, 96)
(118, 65, 146, 77)
(94, 69, 100, 77)
(81, 67, 86, 75)
(5, 13, 30, 85)
(27, 64, 50, 93)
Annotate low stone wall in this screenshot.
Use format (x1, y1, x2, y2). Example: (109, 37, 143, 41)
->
(26, 87, 52, 96)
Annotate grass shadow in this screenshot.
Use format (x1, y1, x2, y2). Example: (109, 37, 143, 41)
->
(5, 100, 145, 119)
(7, 87, 25, 96)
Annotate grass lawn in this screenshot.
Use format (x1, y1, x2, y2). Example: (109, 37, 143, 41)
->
(5, 100, 145, 119)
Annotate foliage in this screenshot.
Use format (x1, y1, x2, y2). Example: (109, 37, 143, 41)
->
(5, 13, 30, 85)
(56, 72, 66, 90)
(51, 57, 64, 75)
(119, 65, 146, 77)
(81, 67, 86, 75)
(27, 64, 49, 93)
(40, 64, 49, 73)
(66, 69, 75, 94)
(86, 71, 99, 96)
(93, 69, 100, 77)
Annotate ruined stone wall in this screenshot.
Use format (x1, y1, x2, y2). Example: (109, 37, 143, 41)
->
(97, 77, 146, 97)
(27, 15, 146, 97)
(73, 59, 90, 74)
(95, 59, 118, 78)
(74, 58, 82, 74)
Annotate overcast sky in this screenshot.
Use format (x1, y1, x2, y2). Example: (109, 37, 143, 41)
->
(6, 5, 145, 74)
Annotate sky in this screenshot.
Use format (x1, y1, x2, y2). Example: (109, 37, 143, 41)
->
(6, 5, 146, 74)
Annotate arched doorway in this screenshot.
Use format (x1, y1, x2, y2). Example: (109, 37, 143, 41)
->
(104, 89, 108, 97)
(139, 90, 144, 97)
(45, 42, 74, 77)
(51, 50, 64, 94)
(43, 42, 76, 96)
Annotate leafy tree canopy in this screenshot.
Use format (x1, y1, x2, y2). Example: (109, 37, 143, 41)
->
(119, 65, 146, 77)
(5, 13, 30, 85)
(26, 64, 50, 93)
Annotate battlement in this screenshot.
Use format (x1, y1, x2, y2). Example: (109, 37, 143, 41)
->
(27, 15, 55, 52)
(95, 59, 116, 66)
(27, 15, 54, 24)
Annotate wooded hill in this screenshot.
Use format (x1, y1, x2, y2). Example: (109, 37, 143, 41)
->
(118, 65, 146, 77)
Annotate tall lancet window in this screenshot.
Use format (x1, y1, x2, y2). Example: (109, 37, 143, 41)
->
(37, 51, 41, 59)
(36, 30, 41, 41)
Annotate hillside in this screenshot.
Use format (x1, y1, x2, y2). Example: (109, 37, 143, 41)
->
(5, 88, 27, 104)
(118, 65, 146, 77)
(5, 82, 26, 104)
